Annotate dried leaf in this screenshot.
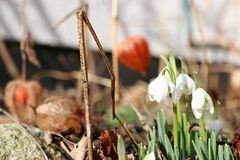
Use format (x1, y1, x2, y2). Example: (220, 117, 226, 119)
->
(36, 96, 83, 134)
(22, 33, 41, 68)
(232, 133, 240, 159)
(99, 130, 118, 159)
(70, 135, 88, 160)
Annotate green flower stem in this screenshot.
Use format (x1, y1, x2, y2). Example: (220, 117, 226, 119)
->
(199, 116, 207, 143)
(176, 100, 182, 127)
(185, 95, 190, 154)
(173, 103, 178, 147)
(185, 95, 190, 129)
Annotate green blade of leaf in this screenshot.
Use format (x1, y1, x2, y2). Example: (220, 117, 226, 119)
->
(210, 131, 217, 160)
(138, 143, 147, 160)
(164, 134, 175, 160)
(192, 140, 204, 160)
(218, 145, 224, 160)
(169, 51, 178, 78)
(179, 56, 188, 74)
(117, 135, 126, 160)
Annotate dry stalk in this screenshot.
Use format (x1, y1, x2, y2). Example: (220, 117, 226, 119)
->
(112, 0, 120, 104)
(76, 10, 116, 160)
(190, 0, 209, 89)
(31, 70, 111, 87)
(20, 0, 27, 80)
(122, 89, 150, 133)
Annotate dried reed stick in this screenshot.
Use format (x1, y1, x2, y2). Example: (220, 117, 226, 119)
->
(76, 9, 116, 160)
(112, 0, 120, 104)
(20, 0, 27, 80)
(190, 0, 209, 89)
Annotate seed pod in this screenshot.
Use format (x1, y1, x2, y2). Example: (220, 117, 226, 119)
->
(4, 80, 43, 124)
(118, 35, 151, 75)
(36, 96, 83, 135)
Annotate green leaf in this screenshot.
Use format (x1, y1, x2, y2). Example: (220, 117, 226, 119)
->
(218, 145, 223, 160)
(164, 134, 175, 160)
(190, 131, 197, 159)
(199, 138, 208, 159)
(224, 144, 230, 160)
(117, 135, 126, 160)
(138, 143, 147, 160)
(210, 131, 217, 160)
(199, 116, 207, 143)
(169, 52, 178, 78)
(160, 55, 176, 82)
(193, 72, 201, 88)
(182, 114, 190, 155)
(192, 140, 204, 160)
(174, 146, 180, 160)
(157, 110, 168, 144)
(208, 138, 212, 160)
(179, 56, 188, 74)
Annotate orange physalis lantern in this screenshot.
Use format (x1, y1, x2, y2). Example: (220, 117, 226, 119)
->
(117, 35, 151, 75)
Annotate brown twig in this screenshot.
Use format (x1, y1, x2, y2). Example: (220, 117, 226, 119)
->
(76, 10, 117, 159)
(76, 10, 93, 160)
(20, 0, 27, 80)
(115, 116, 138, 148)
(31, 70, 111, 87)
(112, 0, 120, 104)
(50, 6, 81, 29)
(80, 11, 116, 118)
(190, 0, 209, 89)
(0, 108, 48, 160)
(122, 89, 150, 133)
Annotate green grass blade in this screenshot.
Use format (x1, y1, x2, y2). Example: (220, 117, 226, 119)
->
(218, 145, 223, 160)
(138, 143, 147, 160)
(210, 131, 217, 160)
(117, 135, 126, 160)
(164, 134, 175, 160)
(192, 140, 204, 160)
(208, 138, 212, 160)
(157, 110, 167, 144)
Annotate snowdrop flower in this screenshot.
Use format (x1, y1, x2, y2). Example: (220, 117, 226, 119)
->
(175, 73, 195, 99)
(144, 152, 156, 160)
(191, 88, 214, 119)
(148, 75, 175, 103)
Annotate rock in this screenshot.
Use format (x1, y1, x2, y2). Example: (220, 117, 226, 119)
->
(0, 123, 67, 160)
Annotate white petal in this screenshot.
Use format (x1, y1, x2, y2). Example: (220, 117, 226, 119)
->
(192, 108, 203, 119)
(176, 74, 195, 96)
(172, 88, 179, 103)
(168, 80, 175, 93)
(191, 88, 214, 119)
(148, 152, 156, 160)
(148, 75, 169, 103)
(209, 98, 214, 114)
(192, 88, 206, 110)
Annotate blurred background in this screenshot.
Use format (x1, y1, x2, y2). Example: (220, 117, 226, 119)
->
(0, 0, 239, 129)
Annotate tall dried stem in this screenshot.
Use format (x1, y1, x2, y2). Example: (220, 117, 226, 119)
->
(76, 10, 116, 159)
(112, 0, 120, 104)
(190, 0, 209, 89)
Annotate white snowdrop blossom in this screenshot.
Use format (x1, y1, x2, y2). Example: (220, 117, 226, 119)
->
(175, 73, 195, 100)
(191, 88, 214, 119)
(148, 75, 175, 103)
(144, 152, 156, 160)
